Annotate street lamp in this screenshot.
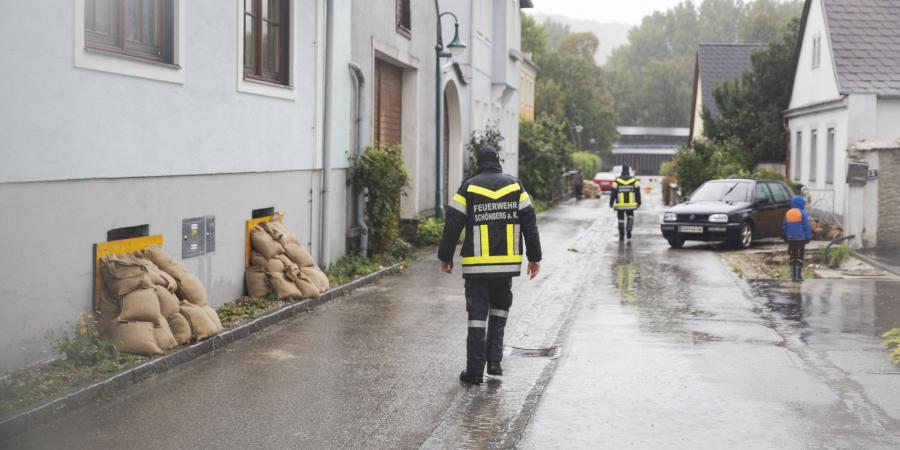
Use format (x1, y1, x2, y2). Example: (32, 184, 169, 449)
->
(575, 124, 583, 149)
(434, 5, 466, 219)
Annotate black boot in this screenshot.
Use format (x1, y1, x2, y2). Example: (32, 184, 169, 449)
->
(487, 361, 503, 376)
(459, 371, 483, 385)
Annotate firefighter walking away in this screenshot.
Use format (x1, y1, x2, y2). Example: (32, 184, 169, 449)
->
(609, 165, 641, 240)
(438, 144, 542, 385)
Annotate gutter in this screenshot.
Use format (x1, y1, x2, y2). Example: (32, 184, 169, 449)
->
(348, 61, 369, 257)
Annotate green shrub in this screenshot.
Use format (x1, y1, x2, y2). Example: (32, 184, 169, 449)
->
(466, 125, 505, 178)
(752, 168, 803, 194)
(673, 138, 751, 196)
(217, 296, 271, 325)
(882, 328, 900, 364)
(570, 151, 602, 178)
(47, 312, 118, 371)
(416, 218, 444, 247)
(519, 116, 574, 201)
(816, 244, 851, 269)
(349, 146, 410, 255)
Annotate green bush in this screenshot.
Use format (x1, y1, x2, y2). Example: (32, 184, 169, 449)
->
(349, 146, 410, 255)
(416, 218, 444, 247)
(519, 115, 574, 201)
(816, 244, 851, 269)
(326, 255, 383, 286)
(466, 125, 505, 178)
(570, 152, 602, 178)
(673, 138, 751, 196)
(47, 312, 118, 371)
(882, 328, 900, 364)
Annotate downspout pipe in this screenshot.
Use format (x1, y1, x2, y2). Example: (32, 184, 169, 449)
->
(319, 0, 335, 265)
(349, 61, 369, 257)
(434, 0, 445, 219)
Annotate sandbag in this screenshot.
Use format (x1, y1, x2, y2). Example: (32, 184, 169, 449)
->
(112, 321, 164, 355)
(95, 312, 117, 338)
(264, 257, 286, 274)
(250, 251, 268, 268)
(143, 245, 188, 281)
(284, 242, 316, 268)
(268, 271, 304, 300)
(101, 253, 149, 280)
(301, 266, 330, 293)
(264, 217, 301, 246)
(203, 305, 224, 333)
(286, 269, 319, 299)
(179, 301, 219, 341)
(176, 273, 208, 306)
(168, 313, 192, 345)
(154, 285, 181, 319)
(147, 265, 177, 292)
(98, 289, 120, 315)
(153, 316, 179, 351)
(118, 288, 161, 325)
(251, 225, 284, 259)
(245, 266, 270, 298)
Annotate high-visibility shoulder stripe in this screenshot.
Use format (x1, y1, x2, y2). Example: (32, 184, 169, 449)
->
(467, 182, 521, 200)
(519, 192, 530, 202)
(453, 193, 467, 206)
(616, 178, 637, 185)
(448, 193, 467, 215)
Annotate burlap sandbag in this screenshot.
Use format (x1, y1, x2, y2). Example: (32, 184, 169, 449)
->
(264, 256, 286, 274)
(245, 266, 270, 298)
(176, 273, 208, 307)
(154, 285, 180, 319)
(95, 312, 118, 338)
(301, 266, 330, 293)
(284, 242, 316, 268)
(98, 289, 120, 315)
(268, 271, 304, 300)
(286, 268, 319, 299)
(264, 216, 301, 246)
(203, 305, 224, 333)
(153, 316, 179, 351)
(118, 288, 161, 325)
(250, 251, 268, 268)
(101, 254, 152, 296)
(147, 265, 177, 292)
(143, 245, 188, 281)
(179, 301, 218, 341)
(251, 225, 284, 259)
(168, 313, 192, 345)
(112, 321, 164, 355)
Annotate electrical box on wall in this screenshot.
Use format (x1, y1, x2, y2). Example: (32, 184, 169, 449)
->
(182, 216, 215, 258)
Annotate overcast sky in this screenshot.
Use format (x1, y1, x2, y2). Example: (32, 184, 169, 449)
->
(528, 0, 687, 25)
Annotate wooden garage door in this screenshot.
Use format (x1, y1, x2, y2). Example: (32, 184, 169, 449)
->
(374, 59, 403, 147)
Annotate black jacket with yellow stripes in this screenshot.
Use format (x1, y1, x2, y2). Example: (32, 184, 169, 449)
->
(438, 163, 542, 278)
(609, 176, 641, 210)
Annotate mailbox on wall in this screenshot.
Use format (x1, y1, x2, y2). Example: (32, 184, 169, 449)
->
(847, 161, 869, 186)
(182, 216, 215, 258)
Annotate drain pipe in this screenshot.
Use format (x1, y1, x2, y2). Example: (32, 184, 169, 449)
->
(349, 61, 369, 257)
(319, 0, 336, 265)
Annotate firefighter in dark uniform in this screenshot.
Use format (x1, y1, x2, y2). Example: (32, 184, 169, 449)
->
(609, 165, 641, 240)
(438, 145, 542, 385)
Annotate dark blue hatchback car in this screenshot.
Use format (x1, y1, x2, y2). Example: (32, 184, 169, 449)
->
(660, 179, 794, 249)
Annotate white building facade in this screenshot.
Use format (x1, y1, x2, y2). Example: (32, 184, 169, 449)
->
(785, 0, 900, 248)
(0, 0, 354, 372)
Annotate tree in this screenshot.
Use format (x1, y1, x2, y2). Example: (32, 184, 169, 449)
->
(556, 32, 600, 61)
(521, 12, 547, 59)
(705, 18, 800, 166)
(542, 18, 571, 50)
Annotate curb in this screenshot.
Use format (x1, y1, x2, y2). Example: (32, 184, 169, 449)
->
(853, 252, 900, 277)
(0, 262, 404, 442)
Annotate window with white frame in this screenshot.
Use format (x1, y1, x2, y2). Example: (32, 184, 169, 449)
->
(812, 34, 821, 69)
(826, 128, 835, 184)
(794, 131, 802, 180)
(809, 129, 818, 183)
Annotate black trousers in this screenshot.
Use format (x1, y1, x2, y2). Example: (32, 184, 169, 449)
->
(788, 240, 806, 263)
(617, 210, 635, 236)
(465, 277, 513, 375)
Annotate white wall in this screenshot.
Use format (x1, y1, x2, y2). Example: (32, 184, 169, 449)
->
(0, 1, 330, 183)
(787, 106, 849, 218)
(877, 99, 900, 143)
(788, 0, 841, 110)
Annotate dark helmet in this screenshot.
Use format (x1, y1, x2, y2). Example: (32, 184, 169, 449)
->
(621, 165, 632, 178)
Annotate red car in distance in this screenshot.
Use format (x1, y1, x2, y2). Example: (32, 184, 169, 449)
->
(592, 172, 616, 191)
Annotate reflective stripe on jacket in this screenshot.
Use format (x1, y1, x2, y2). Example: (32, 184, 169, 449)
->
(610, 177, 641, 210)
(438, 167, 542, 278)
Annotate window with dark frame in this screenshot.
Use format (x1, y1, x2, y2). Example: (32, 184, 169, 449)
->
(396, 0, 411, 37)
(84, 0, 175, 64)
(244, 0, 291, 86)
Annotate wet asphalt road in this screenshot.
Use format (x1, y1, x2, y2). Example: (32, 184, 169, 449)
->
(5, 187, 900, 449)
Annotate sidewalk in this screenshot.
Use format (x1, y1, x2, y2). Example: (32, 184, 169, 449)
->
(858, 247, 900, 276)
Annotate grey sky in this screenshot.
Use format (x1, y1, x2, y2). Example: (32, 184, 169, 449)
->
(528, 0, 687, 25)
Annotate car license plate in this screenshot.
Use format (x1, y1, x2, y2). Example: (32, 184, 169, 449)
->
(679, 225, 704, 234)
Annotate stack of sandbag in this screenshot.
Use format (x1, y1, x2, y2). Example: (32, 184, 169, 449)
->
(246, 214, 330, 301)
(582, 180, 601, 199)
(97, 247, 223, 356)
(809, 217, 844, 241)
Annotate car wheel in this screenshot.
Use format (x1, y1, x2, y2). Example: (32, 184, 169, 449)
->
(668, 237, 684, 249)
(735, 222, 753, 249)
